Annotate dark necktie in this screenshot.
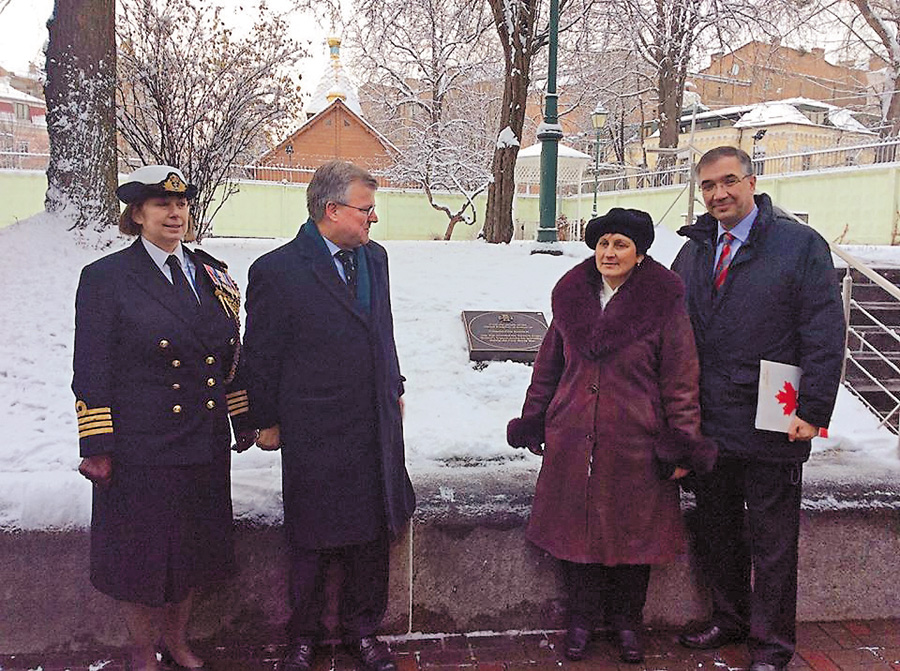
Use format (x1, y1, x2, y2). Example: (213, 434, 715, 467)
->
(713, 232, 735, 291)
(335, 249, 358, 298)
(166, 255, 199, 308)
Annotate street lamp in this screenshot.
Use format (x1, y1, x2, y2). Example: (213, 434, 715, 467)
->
(590, 103, 609, 218)
(534, 0, 563, 254)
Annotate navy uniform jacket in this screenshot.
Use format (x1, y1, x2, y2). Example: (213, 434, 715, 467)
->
(72, 238, 251, 465)
(671, 193, 845, 463)
(243, 221, 416, 549)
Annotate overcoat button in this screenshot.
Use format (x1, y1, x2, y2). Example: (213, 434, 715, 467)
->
(171, 359, 181, 368)
(206, 400, 216, 409)
(229, 337, 236, 345)
(207, 378, 216, 387)
(586, 434, 593, 441)
(589, 384, 599, 393)
(172, 383, 181, 390)
(158, 339, 170, 349)
(206, 356, 216, 364)
(173, 405, 182, 414)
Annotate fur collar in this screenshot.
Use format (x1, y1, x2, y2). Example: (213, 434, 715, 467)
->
(551, 255, 685, 360)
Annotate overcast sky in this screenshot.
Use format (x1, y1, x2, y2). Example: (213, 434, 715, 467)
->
(0, 0, 330, 85)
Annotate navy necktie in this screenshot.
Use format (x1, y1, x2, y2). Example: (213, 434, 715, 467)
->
(335, 249, 357, 298)
(166, 255, 199, 308)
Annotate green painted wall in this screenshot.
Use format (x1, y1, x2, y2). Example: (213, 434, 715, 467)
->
(3, 166, 898, 245)
(567, 165, 899, 245)
(0, 170, 47, 228)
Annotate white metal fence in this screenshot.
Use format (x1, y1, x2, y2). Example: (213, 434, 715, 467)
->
(8, 138, 900, 192)
(582, 138, 900, 193)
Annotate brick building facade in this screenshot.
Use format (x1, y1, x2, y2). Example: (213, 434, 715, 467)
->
(0, 76, 48, 170)
(692, 41, 878, 113)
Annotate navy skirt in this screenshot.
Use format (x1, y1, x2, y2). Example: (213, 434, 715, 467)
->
(89, 452, 235, 606)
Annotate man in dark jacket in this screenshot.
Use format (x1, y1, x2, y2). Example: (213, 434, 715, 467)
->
(243, 161, 416, 671)
(671, 146, 845, 671)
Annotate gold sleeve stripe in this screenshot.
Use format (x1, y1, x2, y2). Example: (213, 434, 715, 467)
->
(79, 419, 113, 431)
(228, 400, 250, 413)
(76, 405, 112, 418)
(78, 413, 112, 425)
(80, 426, 114, 438)
(226, 390, 248, 401)
(229, 405, 250, 417)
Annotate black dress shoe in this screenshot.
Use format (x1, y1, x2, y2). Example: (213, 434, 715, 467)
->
(749, 662, 784, 671)
(563, 625, 591, 661)
(159, 648, 211, 670)
(352, 635, 397, 671)
(679, 624, 746, 649)
(281, 638, 315, 671)
(615, 630, 644, 664)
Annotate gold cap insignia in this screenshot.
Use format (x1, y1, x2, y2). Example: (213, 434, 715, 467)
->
(162, 173, 188, 193)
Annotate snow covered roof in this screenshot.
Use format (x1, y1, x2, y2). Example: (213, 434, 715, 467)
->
(304, 36, 362, 118)
(515, 143, 592, 184)
(733, 102, 814, 128)
(517, 142, 592, 160)
(679, 97, 873, 134)
(827, 108, 870, 133)
(0, 78, 43, 106)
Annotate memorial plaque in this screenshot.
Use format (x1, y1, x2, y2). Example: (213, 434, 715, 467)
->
(461, 311, 549, 363)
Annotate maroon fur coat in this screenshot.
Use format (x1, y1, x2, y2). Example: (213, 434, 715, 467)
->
(508, 256, 716, 565)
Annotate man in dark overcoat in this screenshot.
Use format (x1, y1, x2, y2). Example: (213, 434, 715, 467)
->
(671, 146, 845, 671)
(242, 161, 415, 671)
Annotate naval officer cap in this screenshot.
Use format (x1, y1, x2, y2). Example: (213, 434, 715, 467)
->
(116, 165, 199, 204)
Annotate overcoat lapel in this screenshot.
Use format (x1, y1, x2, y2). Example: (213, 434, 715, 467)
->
(290, 230, 372, 328)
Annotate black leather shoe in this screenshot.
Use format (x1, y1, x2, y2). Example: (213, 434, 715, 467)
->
(615, 630, 644, 664)
(352, 636, 396, 671)
(563, 625, 591, 661)
(159, 648, 211, 670)
(679, 624, 746, 649)
(280, 638, 315, 671)
(749, 662, 784, 671)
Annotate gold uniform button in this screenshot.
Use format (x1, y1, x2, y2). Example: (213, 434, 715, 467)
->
(206, 400, 216, 409)
(171, 359, 182, 368)
(159, 339, 170, 349)
(205, 356, 216, 365)
(172, 383, 181, 390)
(207, 378, 216, 387)
(172, 405, 183, 414)
(229, 337, 236, 345)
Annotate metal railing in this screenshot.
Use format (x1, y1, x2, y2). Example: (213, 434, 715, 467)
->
(831, 244, 900, 441)
(583, 138, 900, 193)
(0, 150, 49, 170)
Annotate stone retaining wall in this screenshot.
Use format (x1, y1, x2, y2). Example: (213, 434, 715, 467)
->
(2, 465, 899, 653)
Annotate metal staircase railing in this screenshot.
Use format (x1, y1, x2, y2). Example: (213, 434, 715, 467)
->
(830, 244, 900, 440)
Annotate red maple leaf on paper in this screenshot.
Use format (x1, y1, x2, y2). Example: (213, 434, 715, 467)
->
(775, 381, 798, 416)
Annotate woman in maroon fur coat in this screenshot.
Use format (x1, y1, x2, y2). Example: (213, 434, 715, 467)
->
(508, 208, 716, 664)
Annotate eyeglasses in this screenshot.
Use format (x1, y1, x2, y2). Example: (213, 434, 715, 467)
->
(700, 174, 752, 194)
(335, 201, 376, 217)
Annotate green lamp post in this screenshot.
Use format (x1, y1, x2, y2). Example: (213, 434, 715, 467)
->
(534, 0, 562, 254)
(590, 103, 609, 218)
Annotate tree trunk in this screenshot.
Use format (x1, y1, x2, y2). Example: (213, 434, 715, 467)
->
(655, 61, 683, 173)
(484, 144, 520, 242)
(444, 215, 462, 241)
(44, 0, 118, 231)
(483, 0, 536, 244)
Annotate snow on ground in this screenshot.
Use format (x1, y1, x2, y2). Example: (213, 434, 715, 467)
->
(0, 214, 897, 530)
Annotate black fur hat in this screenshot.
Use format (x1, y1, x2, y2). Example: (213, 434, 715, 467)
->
(584, 207, 654, 255)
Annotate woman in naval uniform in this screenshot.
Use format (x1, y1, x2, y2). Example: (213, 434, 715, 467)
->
(73, 165, 257, 671)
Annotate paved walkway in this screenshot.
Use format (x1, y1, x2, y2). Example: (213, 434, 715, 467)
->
(3, 620, 899, 671)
